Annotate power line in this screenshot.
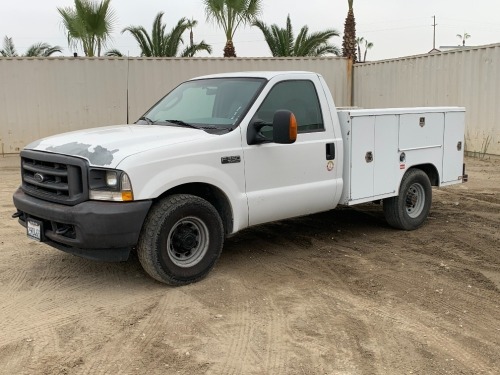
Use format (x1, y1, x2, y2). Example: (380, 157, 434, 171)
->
(358, 25, 428, 33)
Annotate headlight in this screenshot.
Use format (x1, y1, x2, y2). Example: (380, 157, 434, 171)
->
(89, 168, 134, 201)
(105, 171, 118, 187)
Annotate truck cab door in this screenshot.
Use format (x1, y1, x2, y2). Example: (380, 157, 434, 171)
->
(242, 75, 342, 226)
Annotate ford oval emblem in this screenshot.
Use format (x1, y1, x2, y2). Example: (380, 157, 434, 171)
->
(34, 173, 45, 183)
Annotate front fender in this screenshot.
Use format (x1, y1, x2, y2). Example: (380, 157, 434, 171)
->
(121, 160, 248, 233)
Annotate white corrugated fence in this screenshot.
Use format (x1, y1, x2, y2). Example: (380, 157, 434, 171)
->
(354, 44, 500, 155)
(1, 47, 499, 155)
(0, 56, 350, 154)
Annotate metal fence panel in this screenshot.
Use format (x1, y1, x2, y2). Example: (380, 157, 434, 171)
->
(0, 57, 128, 154)
(353, 44, 500, 155)
(126, 57, 351, 121)
(2, 51, 499, 155)
(0, 57, 349, 154)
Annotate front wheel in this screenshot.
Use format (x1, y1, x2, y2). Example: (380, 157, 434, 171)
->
(383, 169, 432, 230)
(137, 194, 224, 285)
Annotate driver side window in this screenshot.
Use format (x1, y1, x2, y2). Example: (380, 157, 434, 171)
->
(255, 80, 324, 133)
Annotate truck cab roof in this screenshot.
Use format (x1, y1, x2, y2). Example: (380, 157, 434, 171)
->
(190, 71, 319, 81)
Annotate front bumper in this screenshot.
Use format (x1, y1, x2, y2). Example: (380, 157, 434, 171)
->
(13, 188, 152, 261)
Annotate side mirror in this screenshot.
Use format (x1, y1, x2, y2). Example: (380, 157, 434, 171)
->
(272, 110, 297, 144)
(247, 110, 297, 145)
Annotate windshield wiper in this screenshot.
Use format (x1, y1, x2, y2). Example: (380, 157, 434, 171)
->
(165, 119, 217, 130)
(136, 116, 155, 125)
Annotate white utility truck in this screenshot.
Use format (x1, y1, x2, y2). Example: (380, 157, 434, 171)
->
(12, 71, 467, 285)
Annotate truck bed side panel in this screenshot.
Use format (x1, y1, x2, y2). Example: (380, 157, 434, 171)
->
(339, 108, 465, 205)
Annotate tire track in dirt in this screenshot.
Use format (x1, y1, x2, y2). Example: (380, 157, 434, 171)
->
(229, 237, 379, 373)
(0, 341, 32, 374)
(331, 288, 498, 373)
(0, 259, 143, 345)
(217, 301, 255, 375)
(191, 268, 291, 375)
(279, 238, 500, 374)
(79, 297, 162, 375)
(0, 268, 29, 302)
(308, 271, 386, 372)
(222, 232, 385, 374)
(78, 289, 215, 375)
(0, 256, 170, 373)
(262, 298, 287, 375)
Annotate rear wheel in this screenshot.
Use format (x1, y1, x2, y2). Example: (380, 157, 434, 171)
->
(383, 169, 432, 230)
(137, 194, 224, 285)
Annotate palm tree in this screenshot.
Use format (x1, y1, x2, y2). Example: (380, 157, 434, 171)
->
(122, 12, 212, 57)
(342, 0, 357, 62)
(1, 36, 62, 57)
(363, 39, 373, 62)
(253, 15, 340, 57)
(355, 36, 364, 61)
(457, 32, 471, 46)
(355, 36, 373, 62)
(203, 0, 263, 57)
(58, 0, 116, 57)
(0, 36, 17, 57)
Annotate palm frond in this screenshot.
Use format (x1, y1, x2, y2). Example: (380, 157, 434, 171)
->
(252, 19, 279, 56)
(181, 41, 213, 57)
(123, 13, 210, 57)
(105, 49, 123, 57)
(24, 42, 63, 57)
(1, 36, 18, 57)
(122, 25, 153, 56)
(253, 15, 339, 57)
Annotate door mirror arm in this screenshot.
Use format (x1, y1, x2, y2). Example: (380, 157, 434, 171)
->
(247, 120, 272, 145)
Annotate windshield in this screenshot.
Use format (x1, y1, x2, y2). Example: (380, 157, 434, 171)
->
(137, 77, 266, 133)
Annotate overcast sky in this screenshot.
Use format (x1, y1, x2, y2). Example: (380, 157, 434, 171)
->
(1, 0, 499, 61)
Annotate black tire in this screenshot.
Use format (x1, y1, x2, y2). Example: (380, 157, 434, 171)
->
(383, 169, 432, 230)
(137, 194, 224, 285)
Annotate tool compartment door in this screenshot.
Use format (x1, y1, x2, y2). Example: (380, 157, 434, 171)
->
(442, 111, 465, 183)
(399, 113, 444, 151)
(350, 116, 375, 199)
(349, 115, 399, 200)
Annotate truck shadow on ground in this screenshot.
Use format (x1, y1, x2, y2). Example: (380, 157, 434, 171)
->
(224, 204, 389, 255)
(17, 204, 389, 289)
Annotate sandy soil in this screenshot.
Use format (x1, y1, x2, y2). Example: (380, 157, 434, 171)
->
(0, 155, 499, 375)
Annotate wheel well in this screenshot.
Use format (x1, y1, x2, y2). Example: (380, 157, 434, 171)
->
(410, 164, 439, 186)
(158, 183, 233, 235)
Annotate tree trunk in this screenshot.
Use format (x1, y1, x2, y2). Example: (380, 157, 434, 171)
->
(223, 40, 237, 58)
(342, 9, 357, 63)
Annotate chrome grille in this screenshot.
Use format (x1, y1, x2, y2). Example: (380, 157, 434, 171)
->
(21, 150, 88, 205)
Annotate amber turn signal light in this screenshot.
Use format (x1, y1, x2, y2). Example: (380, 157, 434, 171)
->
(289, 113, 297, 142)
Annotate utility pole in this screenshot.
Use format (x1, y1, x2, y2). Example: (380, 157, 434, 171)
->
(432, 16, 437, 50)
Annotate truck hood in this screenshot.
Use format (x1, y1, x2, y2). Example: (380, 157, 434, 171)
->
(25, 125, 214, 168)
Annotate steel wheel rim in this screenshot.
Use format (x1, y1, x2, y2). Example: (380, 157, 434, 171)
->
(166, 217, 209, 268)
(405, 183, 425, 218)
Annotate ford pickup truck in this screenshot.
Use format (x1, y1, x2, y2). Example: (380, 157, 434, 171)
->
(12, 71, 467, 285)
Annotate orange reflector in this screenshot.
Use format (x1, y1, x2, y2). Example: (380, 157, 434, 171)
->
(289, 113, 297, 141)
(121, 191, 134, 201)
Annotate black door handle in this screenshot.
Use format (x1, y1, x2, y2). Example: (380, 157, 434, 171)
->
(326, 143, 335, 160)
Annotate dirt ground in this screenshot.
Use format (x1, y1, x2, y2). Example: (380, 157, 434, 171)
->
(0, 155, 498, 375)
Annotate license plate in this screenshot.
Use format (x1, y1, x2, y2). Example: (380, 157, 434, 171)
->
(27, 218, 42, 241)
